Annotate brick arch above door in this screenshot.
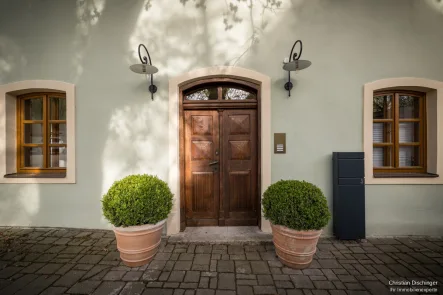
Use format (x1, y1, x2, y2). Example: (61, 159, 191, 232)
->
(168, 66, 271, 235)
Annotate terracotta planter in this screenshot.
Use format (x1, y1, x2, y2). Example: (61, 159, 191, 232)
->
(271, 223, 322, 269)
(113, 219, 165, 267)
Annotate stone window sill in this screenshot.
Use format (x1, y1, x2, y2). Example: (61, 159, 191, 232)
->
(4, 173, 66, 178)
(374, 172, 439, 178)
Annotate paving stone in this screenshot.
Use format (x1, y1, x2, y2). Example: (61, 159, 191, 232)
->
(0, 266, 22, 278)
(275, 280, 294, 288)
(159, 271, 171, 281)
(174, 261, 192, 271)
(102, 251, 120, 261)
(36, 263, 63, 274)
(103, 270, 126, 281)
(21, 262, 46, 274)
(282, 267, 302, 275)
(184, 270, 200, 282)
(180, 282, 198, 289)
(149, 260, 167, 270)
(82, 265, 111, 280)
(15, 274, 60, 295)
(250, 261, 270, 274)
(345, 282, 366, 290)
(74, 263, 94, 270)
(66, 280, 101, 294)
(0, 273, 38, 294)
(228, 245, 244, 255)
(40, 286, 68, 295)
(313, 280, 336, 289)
(318, 259, 341, 268)
(235, 260, 251, 274)
(142, 269, 161, 281)
(217, 260, 234, 272)
(47, 245, 67, 254)
(194, 254, 211, 265)
(53, 270, 87, 287)
(196, 290, 215, 295)
(123, 271, 143, 281)
(237, 279, 257, 285)
(210, 277, 217, 289)
(215, 291, 235, 295)
(246, 252, 261, 260)
(290, 275, 314, 289)
(92, 281, 125, 295)
(78, 255, 103, 264)
(179, 253, 194, 261)
(192, 264, 209, 271)
(164, 282, 180, 288)
(196, 245, 212, 254)
(119, 282, 145, 295)
(169, 270, 186, 282)
(257, 274, 274, 285)
(302, 269, 323, 276)
(237, 274, 256, 279)
(237, 286, 254, 295)
(156, 253, 172, 260)
(218, 273, 235, 290)
(55, 263, 75, 275)
(273, 274, 290, 281)
(253, 286, 277, 294)
(286, 290, 304, 295)
(199, 276, 210, 288)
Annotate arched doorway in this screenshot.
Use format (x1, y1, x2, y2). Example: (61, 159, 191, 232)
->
(179, 78, 261, 230)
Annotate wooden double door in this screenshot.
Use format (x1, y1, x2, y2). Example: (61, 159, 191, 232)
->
(184, 109, 258, 226)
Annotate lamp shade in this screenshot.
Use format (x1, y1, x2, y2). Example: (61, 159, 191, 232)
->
(282, 60, 311, 71)
(129, 64, 158, 75)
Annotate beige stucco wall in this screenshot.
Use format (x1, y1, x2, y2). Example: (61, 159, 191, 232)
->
(0, 0, 442, 236)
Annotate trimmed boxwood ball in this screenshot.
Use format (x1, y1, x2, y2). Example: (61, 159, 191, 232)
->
(262, 180, 331, 231)
(102, 174, 173, 227)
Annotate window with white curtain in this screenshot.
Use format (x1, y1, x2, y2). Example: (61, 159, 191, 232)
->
(373, 91, 426, 174)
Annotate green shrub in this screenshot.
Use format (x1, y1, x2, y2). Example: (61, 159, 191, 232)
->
(102, 174, 173, 227)
(262, 180, 331, 231)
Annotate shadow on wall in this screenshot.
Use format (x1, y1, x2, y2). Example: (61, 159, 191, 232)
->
(0, 36, 27, 84)
(425, 0, 443, 15)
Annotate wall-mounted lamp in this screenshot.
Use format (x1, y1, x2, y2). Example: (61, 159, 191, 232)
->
(130, 44, 158, 100)
(282, 40, 311, 97)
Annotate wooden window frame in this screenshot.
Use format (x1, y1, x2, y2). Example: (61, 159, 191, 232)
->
(182, 79, 258, 109)
(373, 90, 427, 174)
(16, 92, 67, 174)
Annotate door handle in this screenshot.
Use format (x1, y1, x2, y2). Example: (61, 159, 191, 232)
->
(209, 161, 219, 166)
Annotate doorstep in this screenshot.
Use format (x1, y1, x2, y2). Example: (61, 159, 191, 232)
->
(168, 226, 273, 244)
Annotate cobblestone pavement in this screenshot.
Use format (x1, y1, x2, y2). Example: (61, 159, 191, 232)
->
(0, 227, 442, 295)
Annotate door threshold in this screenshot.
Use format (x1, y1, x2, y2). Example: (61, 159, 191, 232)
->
(168, 226, 272, 243)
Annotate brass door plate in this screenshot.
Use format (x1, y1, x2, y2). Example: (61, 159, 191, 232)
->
(274, 133, 286, 154)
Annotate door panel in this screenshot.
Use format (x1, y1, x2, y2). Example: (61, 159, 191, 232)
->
(184, 109, 258, 227)
(223, 110, 258, 226)
(184, 111, 220, 226)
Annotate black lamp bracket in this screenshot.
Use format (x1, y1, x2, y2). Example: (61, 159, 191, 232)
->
(284, 40, 303, 97)
(138, 44, 157, 100)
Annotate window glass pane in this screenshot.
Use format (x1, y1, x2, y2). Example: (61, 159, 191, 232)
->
(222, 87, 256, 100)
(24, 97, 43, 120)
(399, 95, 420, 118)
(24, 147, 43, 167)
(373, 123, 392, 143)
(49, 97, 66, 120)
(50, 124, 67, 144)
(373, 147, 393, 167)
(373, 94, 392, 119)
(185, 88, 217, 100)
(399, 122, 420, 143)
(399, 146, 420, 167)
(24, 124, 43, 144)
(49, 147, 67, 168)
